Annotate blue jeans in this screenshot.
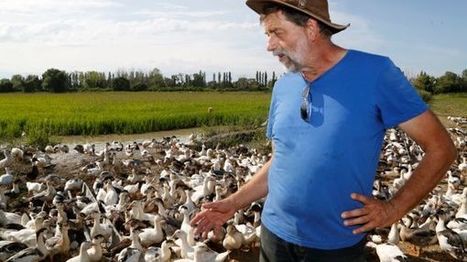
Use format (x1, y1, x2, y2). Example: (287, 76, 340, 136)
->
(259, 225, 367, 262)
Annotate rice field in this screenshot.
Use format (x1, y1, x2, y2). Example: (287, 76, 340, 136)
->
(0, 91, 465, 142)
(0, 92, 271, 140)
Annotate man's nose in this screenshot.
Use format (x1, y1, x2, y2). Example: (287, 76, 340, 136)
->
(266, 36, 277, 52)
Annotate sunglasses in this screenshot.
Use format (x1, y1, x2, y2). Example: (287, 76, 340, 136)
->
(300, 85, 312, 123)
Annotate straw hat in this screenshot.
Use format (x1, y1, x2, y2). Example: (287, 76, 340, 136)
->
(246, 0, 349, 34)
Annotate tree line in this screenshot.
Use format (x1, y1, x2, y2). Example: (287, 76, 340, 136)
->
(0, 68, 278, 93)
(412, 69, 467, 94)
(1, 68, 465, 94)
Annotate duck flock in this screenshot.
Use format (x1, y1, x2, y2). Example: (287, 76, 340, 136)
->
(0, 116, 465, 262)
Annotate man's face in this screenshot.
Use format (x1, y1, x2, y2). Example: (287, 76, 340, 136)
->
(262, 11, 310, 72)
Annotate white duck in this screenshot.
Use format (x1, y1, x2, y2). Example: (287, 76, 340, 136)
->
(143, 240, 174, 262)
(86, 234, 104, 262)
(387, 223, 400, 245)
(171, 229, 194, 259)
(117, 227, 144, 262)
(65, 241, 92, 262)
(89, 212, 112, 241)
(0, 167, 13, 186)
(138, 215, 165, 247)
(436, 212, 466, 260)
(179, 206, 195, 246)
(5, 228, 49, 262)
(192, 242, 230, 262)
(0, 150, 12, 170)
(366, 242, 408, 262)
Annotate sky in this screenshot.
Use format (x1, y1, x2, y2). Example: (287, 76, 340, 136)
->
(0, 0, 466, 80)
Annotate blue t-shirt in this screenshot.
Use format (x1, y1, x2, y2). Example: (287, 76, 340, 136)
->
(263, 49, 427, 249)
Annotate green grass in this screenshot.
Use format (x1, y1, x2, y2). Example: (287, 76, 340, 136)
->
(0, 91, 464, 146)
(429, 92, 467, 117)
(0, 92, 271, 141)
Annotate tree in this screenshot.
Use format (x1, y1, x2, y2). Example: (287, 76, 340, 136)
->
(42, 68, 69, 92)
(23, 75, 42, 92)
(192, 71, 206, 87)
(84, 71, 106, 89)
(412, 71, 436, 93)
(0, 79, 13, 92)
(462, 69, 467, 92)
(234, 77, 250, 89)
(10, 74, 25, 91)
(131, 82, 148, 91)
(269, 71, 277, 88)
(434, 71, 462, 93)
(148, 68, 165, 88)
(112, 77, 130, 91)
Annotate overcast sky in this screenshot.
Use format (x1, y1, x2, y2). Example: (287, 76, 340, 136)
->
(0, 0, 466, 80)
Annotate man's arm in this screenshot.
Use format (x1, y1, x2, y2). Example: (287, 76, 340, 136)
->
(342, 110, 457, 234)
(191, 149, 273, 235)
(229, 156, 271, 209)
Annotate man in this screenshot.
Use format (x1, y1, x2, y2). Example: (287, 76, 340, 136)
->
(191, 0, 457, 261)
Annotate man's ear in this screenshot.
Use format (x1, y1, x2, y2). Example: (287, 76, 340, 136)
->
(305, 18, 320, 40)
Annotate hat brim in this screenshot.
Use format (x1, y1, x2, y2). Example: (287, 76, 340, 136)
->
(246, 0, 349, 34)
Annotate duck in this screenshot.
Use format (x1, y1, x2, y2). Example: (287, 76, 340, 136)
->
(436, 211, 466, 260)
(64, 178, 83, 198)
(65, 241, 92, 262)
(26, 181, 46, 195)
(235, 222, 257, 248)
(386, 223, 400, 245)
(0, 240, 28, 261)
(171, 229, 194, 259)
(223, 223, 244, 250)
(192, 242, 230, 262)
(0, 150, 12, 170)
(10, 148, 23, 161)
(143, 240, 174, 262)
(86, 234, 104, 262)
(45, 222, 70, 261)
(28, 180, 56, 206)
(89, 211, 112, 241)
(179, 206, 195, 246)
(366, 242, 408, 262)
(191, 175, 216, 204)
(103, 180, 119, 206)
(5, 228, 49, 262)
(117, 227, 144, 262)
(138, 215, 165, 247)
(399, 216, 437, 256)
(0, 209, 22, 227)
(459, 157, 467, 173)
(0, 167, 14, 186)
(456, 196, 467, 218)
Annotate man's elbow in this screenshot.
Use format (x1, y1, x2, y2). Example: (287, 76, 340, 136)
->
(446, 139, 458, 165)
(438, 134, 458, 166)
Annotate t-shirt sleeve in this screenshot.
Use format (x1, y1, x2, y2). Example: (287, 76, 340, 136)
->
(376, 58, 428, 128)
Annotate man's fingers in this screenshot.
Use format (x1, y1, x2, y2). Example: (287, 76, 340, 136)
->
(350, 193, 372, 204)
(343, 215, 370, 227)
(194, 219, 213, 236)
(341, 207, 367, 219)
(190, 211, 206, 226)
(352, 221, 376, 234)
